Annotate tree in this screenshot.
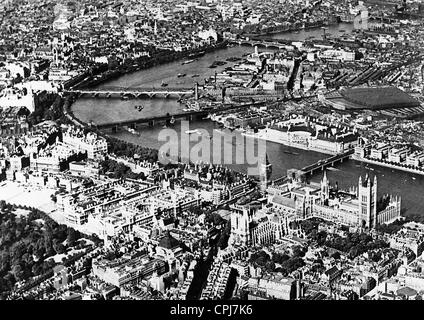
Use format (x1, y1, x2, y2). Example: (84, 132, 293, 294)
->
(31, 264, 43, 277)
(66, 228, 78, 247)
(300, 219, 321, 235)
(292, 246, 306, 258)
(54, 243, 66, 255)
(213, 214, 225, 226)
(282, 257, 305, 273)
(250, 250, 271, 267)
(11, 264, 24, 282)
(331, 252, 341, 260)
(272, 252, 289, 264)
(189, 207, 203, 217)
(265, 261, 276, 272)
(2, 273, 16, 291)
(11, 242, 26, 265)
(0, 252, 10, 274)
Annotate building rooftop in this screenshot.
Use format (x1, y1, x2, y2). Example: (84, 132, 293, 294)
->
(339, 86, 420, 110)
(158, 231, 180, 250)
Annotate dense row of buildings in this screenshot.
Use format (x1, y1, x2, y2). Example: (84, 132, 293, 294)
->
(2, 0, 424, 302)
(354, 139, 424, 173)
(257, 115, 360, 155)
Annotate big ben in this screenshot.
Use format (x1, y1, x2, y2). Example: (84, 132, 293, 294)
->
(259, 153, 272, 192)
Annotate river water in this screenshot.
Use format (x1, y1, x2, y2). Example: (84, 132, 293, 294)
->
(71, 23, 424, 217)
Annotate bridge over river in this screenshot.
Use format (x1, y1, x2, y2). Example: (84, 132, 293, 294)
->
(231, 38, 295, 49)
(96, 101, 267, 131)
(272, 149, 354, 185)
(65, 86, 195, 99)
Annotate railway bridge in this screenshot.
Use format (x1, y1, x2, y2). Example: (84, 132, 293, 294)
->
(96, 101, 266, 132)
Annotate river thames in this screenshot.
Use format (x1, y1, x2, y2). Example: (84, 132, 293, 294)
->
(71, 23, 424, 217)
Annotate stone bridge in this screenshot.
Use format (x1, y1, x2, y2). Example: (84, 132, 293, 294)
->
(64, 86, 195, 99)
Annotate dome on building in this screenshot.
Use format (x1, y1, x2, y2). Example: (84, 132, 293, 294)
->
(396, 286, 417, 298)
(158, 231, 180, 249)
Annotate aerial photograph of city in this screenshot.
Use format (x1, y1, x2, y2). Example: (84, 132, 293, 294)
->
(1, 0, 424, 310)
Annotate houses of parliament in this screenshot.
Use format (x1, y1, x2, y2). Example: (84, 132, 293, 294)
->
(229, 172, 402, 247)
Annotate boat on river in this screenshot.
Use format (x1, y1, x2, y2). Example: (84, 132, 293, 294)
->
(213, 60, 227, 66)
(182, 59, 196, 65)
(127, 128, 140, 135)
(327, 167, 340, 171)
(283, 150, 300, 155)
(188, 51, 205, 59)
(226, 56, 241, 62)
(185, 129, 200, 135)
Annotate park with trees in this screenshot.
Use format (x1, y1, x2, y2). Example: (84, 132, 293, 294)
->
(248, 246, 306, 275)
(0, 201, 100, 299)
(99, 158, 146, 180)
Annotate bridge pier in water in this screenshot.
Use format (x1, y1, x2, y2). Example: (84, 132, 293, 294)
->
(282, 150, 354, 182)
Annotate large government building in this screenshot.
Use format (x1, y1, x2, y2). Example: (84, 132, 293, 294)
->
(229, 172, 402, 247)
